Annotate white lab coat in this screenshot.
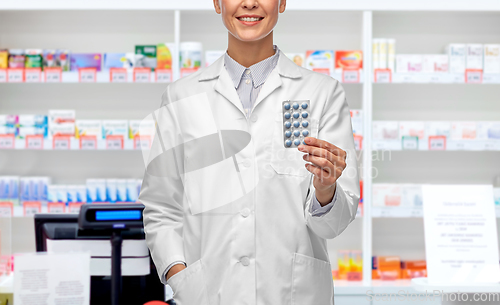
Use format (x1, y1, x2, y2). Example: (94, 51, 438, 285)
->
(139, 52, 359, 305)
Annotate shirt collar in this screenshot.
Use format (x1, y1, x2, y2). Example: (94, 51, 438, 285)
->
(224, 45, 280, 89)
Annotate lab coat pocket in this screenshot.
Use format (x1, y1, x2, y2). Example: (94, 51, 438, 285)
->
(291, 253, 333, 305)
(168, 259, 210, 305)
(270, 115, 319, 177)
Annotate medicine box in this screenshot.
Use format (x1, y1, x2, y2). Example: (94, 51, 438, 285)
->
(451, 122, 477, 140)
(334, 50, 363, 73)
(396, 55, 422, 73)
(447, 44, 466, 74)
(484, 44, 500, 74)
(305, 50, 334, 76)
(466, 44, 483, 70)
(422, 55, 449, 73)
(399, 121, 426, 140)
(372, 184, 402, 207)
(70, 53, 102, 72)
(75, 120, 103, 139)
(102, 120, 128, 138)
(350, 110, 363, 137)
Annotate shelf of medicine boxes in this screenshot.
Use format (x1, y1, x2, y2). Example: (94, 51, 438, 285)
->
(0, 70, 361, 84)
(372, 139, 500, 151)
(373, 72, 500, 84)
(372, 204, 500, 218)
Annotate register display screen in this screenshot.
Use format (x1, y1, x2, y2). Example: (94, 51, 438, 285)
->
(95, 210, 142, 221)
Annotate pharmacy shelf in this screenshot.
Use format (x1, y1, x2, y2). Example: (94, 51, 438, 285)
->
(0, 138, 145, 151)
(374, 73, 500, 84)
(373, 206, 500, 218)
(2, 0, 500, 11)
(372, 140, 500, 151)
(0, 70, 360, 84)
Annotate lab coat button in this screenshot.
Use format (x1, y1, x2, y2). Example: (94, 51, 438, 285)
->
(243, 159, 251, 168)
(240, 257, 250, 266)
(251, 114, 258, 122)
(240, 208, 251, 217)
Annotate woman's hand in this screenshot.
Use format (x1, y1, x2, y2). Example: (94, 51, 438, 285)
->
(298, 137, 347, 206)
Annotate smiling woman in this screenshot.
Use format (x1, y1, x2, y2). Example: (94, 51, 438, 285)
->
(140, 0, 360, 304)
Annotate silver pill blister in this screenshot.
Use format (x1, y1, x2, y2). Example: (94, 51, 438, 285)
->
(282, 100, 310, 148)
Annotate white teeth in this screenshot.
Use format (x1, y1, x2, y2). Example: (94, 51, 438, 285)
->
(239, 17, 261, 22)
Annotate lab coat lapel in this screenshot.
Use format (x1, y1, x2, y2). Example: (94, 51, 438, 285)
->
(214, 68, 246, 116)
(199, 55, 246, 116)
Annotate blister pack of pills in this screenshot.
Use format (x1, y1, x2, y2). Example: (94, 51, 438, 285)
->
(282, 100, 310, 148)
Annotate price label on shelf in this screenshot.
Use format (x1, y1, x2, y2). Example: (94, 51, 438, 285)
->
(45, 67, 62, 82)
(428, 136, 446, 151)
(0, 69, 6, 82)
(0, 202, 13, 218)
(0, 134, 15, 149)
(134, 135, 152, 150)
(106, 135, 124, 150)
(25, 68, 42, 83)
(410, 208, 423, 218)
(23, 201, 41, 216)
(156, 69, 173, 83)
(68, 202, 84, 214)
(465, 69, 483, 84)
(7, 68, 24, 83)
(134, 68, 151, 83)
(80, 135, 97, 150)
(79, 68, 97, 83)
(26, 135, 44, 150)
(374, 69, 392, 83)
(48, 202, 65, 213)
(342, 69, 360, 83)
(402, 136, 418, 150)
(110, 68, 127, 83)
(53, 136, 71, 150)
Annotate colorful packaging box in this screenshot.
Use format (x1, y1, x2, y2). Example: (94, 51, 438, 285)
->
(372, 184, 401, 207)
(0, 50, 9, 69)
(135, 45, 157, 70)
(70, 53, 102, 71)
(447, 44, 466, 74)
(396, 55, 422, 73)
(334, 50, 363, 73)
(116, 179, 127, 202)
(422, 55, 449, 73)
(378, 39, 388, 69)
(48, 110, 75, 125)
(399, 121, 426, 140)
(0, 115, 18, 126)
(285, 53, 305, 68)
(86, 179, 106, 203)
(8, 49, 25, 68)
(477, 122, 500, 140)
(56, 50, 71, 71)
(0, 176, 20, 205)
(305, 50, 334, 76)
(484, 44, 500, 74)
(466, 44, 483, 70)
(103, 53, 136, 70)
(20, 177, 50, 202)
(126, 179, 139, 202)
(387, 39, 396, 72)
(102, 120, 128, 138)
(25, 49, 43, 69)
(426, 122, 451, 138)
(451, 122, 477, 140)
(128, 120, 156, 139)
(372, 39, 381, 70)
(157, 43, 176, 69)
(75, 120, 103, 139)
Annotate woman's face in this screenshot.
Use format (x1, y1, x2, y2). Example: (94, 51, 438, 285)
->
(214, 0, 286, 42)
